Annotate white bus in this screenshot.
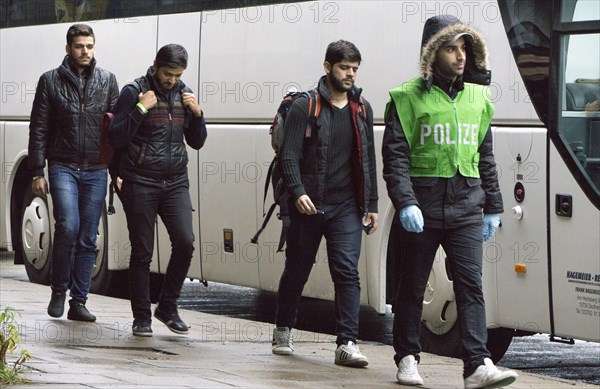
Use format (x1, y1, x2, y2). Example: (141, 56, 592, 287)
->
(1, 0, 598, 362)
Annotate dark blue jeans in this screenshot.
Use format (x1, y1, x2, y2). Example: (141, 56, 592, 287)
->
(48, 165, 107, 303)
(120, 180, 195, 323)
(393, 222, 490, 377)
(276, 199, 363, 346)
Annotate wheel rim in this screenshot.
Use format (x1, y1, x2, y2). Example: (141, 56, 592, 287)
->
(422, 248, 458, 335)
(22, 197, 51, 270)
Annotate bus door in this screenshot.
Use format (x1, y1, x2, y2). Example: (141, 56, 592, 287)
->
(550, 0, 600, 342)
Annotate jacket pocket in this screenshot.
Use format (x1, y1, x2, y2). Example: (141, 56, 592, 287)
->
(466, 177, 485, 208)
(412, 176, 441, 209)
(411, 154, 437, 175)
(136, 143, 148, 166)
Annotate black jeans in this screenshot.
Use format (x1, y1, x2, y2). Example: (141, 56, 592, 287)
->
(393, 222, 490, 377)
(275, 199, 363, 346)
(121, 180, 195, 323)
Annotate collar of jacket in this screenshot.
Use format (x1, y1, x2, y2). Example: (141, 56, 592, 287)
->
(58, 55, 96, 82)
(424, 73, 465, 97)
(316, 75, 363, 107)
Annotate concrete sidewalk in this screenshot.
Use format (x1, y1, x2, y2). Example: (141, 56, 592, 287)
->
(0, 277, 594, 388)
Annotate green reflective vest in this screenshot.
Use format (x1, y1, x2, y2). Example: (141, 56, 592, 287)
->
(386, 77, 494, 178)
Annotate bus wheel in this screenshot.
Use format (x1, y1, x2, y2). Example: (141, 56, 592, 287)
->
(486, 327, 514, 362)
(420, 320, 461, 359)
(421, 324, 514, 363)
(90, 207, 129, 299)
(21, 184, 52, 285)
(421, 248, 457, 337)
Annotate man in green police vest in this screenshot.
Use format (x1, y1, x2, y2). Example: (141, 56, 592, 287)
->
(382, 15, 518, 388)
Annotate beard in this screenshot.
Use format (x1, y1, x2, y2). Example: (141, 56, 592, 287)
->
(328, 73, 354, 93)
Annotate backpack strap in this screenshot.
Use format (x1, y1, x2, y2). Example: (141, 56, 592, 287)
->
(261, 156, 277, 215)
(251, 202, 277, 244)
(358, 95, 367, 121)
(305, 90, 321, 138)
(108, 185, 116, 215)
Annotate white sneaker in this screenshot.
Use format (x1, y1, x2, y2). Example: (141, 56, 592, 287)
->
(396, 355, 424, 386)
(464, 358, 518, 389)
(334, 341, 369, 367)
(272, 327, 293, 355)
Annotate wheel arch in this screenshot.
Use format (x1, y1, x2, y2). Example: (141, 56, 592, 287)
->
(10, 154, 31, 264)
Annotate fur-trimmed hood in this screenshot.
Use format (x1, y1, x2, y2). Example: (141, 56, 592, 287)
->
(420, 15, 491, 86)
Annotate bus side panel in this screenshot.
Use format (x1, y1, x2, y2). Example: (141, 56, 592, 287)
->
(492, 127, 552, 333)
(195, 125, 261, 288)
(1, 121, 7, 250)
(364, 127, 389, 314)
(549, 145, 600, 342)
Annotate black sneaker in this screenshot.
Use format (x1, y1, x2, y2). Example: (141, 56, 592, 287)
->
(67, 301, 96, 322)
(154, 307, 189, 335)
(47, 292, 66, 318)
(132, 321, 153, 337)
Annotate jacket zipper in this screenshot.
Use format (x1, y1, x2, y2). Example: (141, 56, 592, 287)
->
(167, 93, 174, 176)
(79, 74, 86, 170)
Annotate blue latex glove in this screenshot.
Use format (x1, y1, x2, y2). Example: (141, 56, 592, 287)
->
(482, 214, 501, 241)
(400, 205, 424, 233)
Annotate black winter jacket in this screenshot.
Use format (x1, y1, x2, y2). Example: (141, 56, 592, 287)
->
(108, 67, 207, 187)
(382, 15, 503, 229)
(280, 76, 378, 214)
(28, 56, 119, 177)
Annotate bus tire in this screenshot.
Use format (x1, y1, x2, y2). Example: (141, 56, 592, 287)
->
(420, 324, 514, 363)
(486, 327, 514, 363)
(21, 184, 52, 285)
(90, 207, 129, 299)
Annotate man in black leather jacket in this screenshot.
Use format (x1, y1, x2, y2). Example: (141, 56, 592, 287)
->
(28, 24, 119, 322)
(108, 44, 207, 337)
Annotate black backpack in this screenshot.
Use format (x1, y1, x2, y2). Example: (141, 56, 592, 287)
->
(251, 89, 321, 252)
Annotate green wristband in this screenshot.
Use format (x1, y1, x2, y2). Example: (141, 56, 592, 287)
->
(136, 102, 148, 115)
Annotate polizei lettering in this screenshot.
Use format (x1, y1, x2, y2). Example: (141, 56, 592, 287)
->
(420, 123, 479, 145)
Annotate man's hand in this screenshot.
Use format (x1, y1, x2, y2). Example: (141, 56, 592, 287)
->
(138, 91, 157, 111)
(31, 178, 48, 199)
(363, 213, 379, 235)
(181, 92, 203, 117)
(295, 195, 317, 215)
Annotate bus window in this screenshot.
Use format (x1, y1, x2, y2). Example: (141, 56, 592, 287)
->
(562, 0, 600, 22)
(559, 32, 600, 192)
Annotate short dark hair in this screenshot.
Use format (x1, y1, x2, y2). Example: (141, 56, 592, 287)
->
(324, 40, 362, 66)
(66, 24, 95, 46)
(155, 44, 188, 69)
